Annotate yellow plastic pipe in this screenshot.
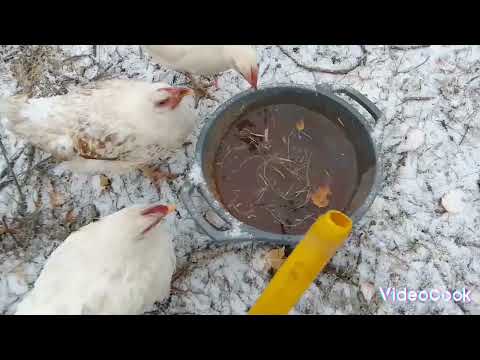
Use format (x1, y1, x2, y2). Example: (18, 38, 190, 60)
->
(248, 210, 352, 315)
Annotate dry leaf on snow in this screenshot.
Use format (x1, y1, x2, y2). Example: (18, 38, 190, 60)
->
(0, 225, 16, 236)
(311, 184, 332, 208)
(99, 174, 112, 190)
(265, 247, 287, 272)
(49, 190, 65, 208)
(65, 209, 77, 224)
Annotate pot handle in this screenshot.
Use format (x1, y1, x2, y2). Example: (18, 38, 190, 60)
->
(180, 182, 233, 242)
(333, 87, 386, 155)
(333, 87, 384, 123)
(180, 182, 301, 245)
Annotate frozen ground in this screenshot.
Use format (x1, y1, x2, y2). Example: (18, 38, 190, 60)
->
(1, 45, 480, 315)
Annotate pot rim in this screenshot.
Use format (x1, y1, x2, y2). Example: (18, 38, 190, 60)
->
(192, 83, 383, 244)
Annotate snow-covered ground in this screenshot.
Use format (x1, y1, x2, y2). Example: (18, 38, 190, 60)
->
(1, 45, 480, 315)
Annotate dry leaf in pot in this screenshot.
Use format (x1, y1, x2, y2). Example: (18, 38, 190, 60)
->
(311, 184, 332, 208)
(295, 119, 305, 132)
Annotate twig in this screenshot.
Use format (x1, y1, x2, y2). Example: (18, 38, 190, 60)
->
(360, 45, 368, 65)
(255, 187, 267, 204)
(237, 155, 263, 170)
(284, 214, 315, 228)
(62, 54, 94, 64)
(0, 146, 26, 180)
(459, 124, 472, 146)
(466, 75, 480, 85)
(390, 45, 431, 51)
(1, 216, 19, 246)
(278, 45, 366, 75)
(0, 138, 26, 215)
(21, 145, 36, 184)
(397, 56, 431, 74)
(287, 131, 292, 159)
(261, 63, 270, 77)
(0, 155, 55, 191)
(271, 166, 286, 179)
(401, 96, 435, 104)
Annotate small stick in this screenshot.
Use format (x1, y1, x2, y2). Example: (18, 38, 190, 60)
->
(0, 147, 26, 180)
(287, 132, 291, 160)
(459, 125, 472, 146)
(255, 187, 267, 204)
(248, 132, 265, 137)
(238, 155, 263, 170)
(301, 131, 312, 140)
(0, 138, 26, 215)
(305, 152, 312, 188)
(264, 206, 286, 226)
(277, 157, 295, 163)
(271, 166, 286, 179)
(401, 96, 435, 104)
(221, 145, 233, 163)
(397, 56, 430, 74)
(297, 189, 312, 209)
(278, 45, 366, 75)
(390, 45, 430, 51)
(283, 214, 315, 228)
(466, 75, 480, 85)
(1, 216, 19, 246)
(284, 182, 296, 198)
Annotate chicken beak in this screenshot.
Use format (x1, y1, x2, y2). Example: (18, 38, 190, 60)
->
(165, 87, 194, 109)
(165, 205, 176, 215)
(178, 88, 194, 98)
(249, 66, 259, 90)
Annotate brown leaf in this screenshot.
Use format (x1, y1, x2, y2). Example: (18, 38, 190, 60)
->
(144, 168, 177, 186)
(295, 119, 305, 132)
(265, 247, 287, 272)
(49, 191, 65, 208)
(311, 184, 332, 208)
(0, 225, 16, 236)
(65, 209, 77, 224)
(99, 175, 112, 190)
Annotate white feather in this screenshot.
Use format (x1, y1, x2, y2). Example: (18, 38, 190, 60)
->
(2, 80, 197, 174)
(143, 45, 257, 78)
(15, 204, 176, 315)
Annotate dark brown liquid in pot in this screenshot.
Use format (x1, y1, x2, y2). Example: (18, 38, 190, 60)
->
(213, 104, 359, 235)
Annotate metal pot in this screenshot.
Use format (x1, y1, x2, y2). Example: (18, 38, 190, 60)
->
(181, 84, 384, 246)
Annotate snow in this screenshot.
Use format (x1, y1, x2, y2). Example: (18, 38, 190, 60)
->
(188, 162, 204, 185)
(441, 190, 465, 214)
(398, 128, 425, 152)
(18, 97, 54, 124)
(1, 45, 480, 315)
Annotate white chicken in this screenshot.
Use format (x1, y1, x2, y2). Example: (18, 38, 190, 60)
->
(15, 203, 177, 315)
(0, 79, 196, 183)
(142, 45, 259, 107)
